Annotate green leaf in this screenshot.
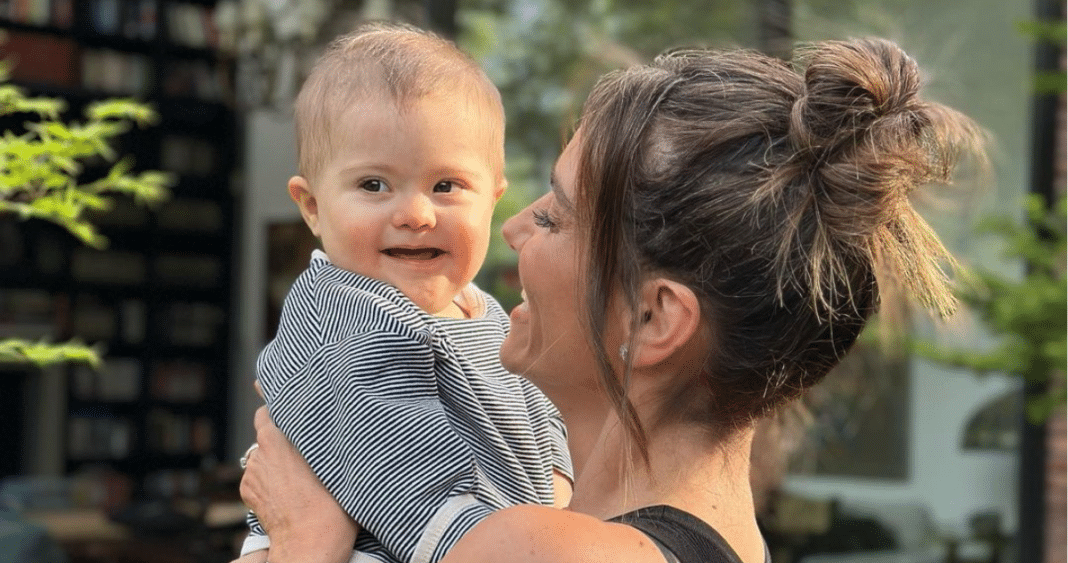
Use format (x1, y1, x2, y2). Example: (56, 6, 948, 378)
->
(0, 339, 101, 368)
(1035, 71, 1068, 95)
(87, 161, 174, 205)
(85, 98, 158, 127)
(75, 119, 131, 141)
(0, 65, 173, 371)
(913, 194, 1067, 421)
(28, 193, 78, 220)
(1017, 20, 1068, 46)
(14, 96, 66, 119)
(1027, 389, 1067, 424)
(0, 84, 27, 114)
(49, 154, 81, 175)
(66, 220, 108, 248)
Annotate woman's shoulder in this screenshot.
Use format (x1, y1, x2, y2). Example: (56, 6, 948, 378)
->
(610, 505, 761, 563)
(443, 505, 669, 563)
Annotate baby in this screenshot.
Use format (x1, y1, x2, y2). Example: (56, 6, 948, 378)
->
(239, 21, 572, 563)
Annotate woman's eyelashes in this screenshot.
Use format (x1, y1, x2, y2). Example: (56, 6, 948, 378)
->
(532, 208, 559, 231)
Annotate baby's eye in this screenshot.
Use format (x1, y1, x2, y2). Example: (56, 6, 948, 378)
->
(433, 181, 458, 193)
(359, 179, 388, 192)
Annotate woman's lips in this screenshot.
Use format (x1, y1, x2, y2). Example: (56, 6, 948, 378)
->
(511, 289, 529, 320)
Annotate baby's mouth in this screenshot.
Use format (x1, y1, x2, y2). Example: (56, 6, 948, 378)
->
(383, 248, 445, 261)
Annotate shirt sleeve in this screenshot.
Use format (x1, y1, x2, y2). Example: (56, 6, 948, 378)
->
(546, 411, 573, 482)
(262, 328, 492, 563)
(242, 476, 268, 546)
(526, 383, 572, 483)
(240, 525, 270, 556)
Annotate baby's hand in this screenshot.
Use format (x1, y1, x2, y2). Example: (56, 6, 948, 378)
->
(552, 470, 573, 508)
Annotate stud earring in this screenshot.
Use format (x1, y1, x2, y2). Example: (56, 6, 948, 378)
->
(619, 344, 628, 362)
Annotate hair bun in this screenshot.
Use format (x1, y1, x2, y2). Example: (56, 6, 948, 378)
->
(780, 38, 985, 319)
(790, 37, 921, 149)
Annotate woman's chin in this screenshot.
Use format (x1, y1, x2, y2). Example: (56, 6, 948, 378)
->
(500, 331, 545, 380)
(498, 337, 528, 375)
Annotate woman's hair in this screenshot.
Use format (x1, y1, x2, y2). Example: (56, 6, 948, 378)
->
(576, 38, 985, 457)
(294, 21, 504, 180)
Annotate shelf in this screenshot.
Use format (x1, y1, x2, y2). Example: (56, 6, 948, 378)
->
(153, 233, 233, 253)
(157, 97, 234, 130)
(0, 0, 234, 486)
(164, 42, 217, 62)
(0, 271, 69, 290)
(68, 399, 141, 414)
(137, 452, 214, 467)
(96, 342, 145, 357)
(7, 80, 139, 105)
(0, 18, 71, 36)
(76, 31, 159, 55)
(66, 454, 219, 474)
(68, 283, 148, 300)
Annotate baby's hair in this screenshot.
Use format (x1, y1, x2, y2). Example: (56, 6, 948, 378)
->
(576, 38, 986, 461)
(294, 21, 504, 180)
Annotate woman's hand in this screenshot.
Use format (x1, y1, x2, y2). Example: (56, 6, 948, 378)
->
(240, 405, 358, 563)
(229, 550, 268, 563)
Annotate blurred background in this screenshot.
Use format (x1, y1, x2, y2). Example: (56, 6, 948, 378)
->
(0, 1, 1063, 562)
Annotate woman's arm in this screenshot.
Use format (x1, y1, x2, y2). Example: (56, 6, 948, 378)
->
(241, 408, 660, 563)
(440, 504, 666, 563)
(241, 406, 357, 563)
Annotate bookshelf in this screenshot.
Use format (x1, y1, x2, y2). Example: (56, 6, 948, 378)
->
(0, 0, 235, 498)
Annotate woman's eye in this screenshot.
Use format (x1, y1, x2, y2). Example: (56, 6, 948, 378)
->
(532, 209, 559, 231)
(433, 181, 458, 193)
(359, 179, 387, 193)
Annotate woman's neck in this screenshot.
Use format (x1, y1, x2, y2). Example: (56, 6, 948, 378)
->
(568, 417, 766, 561)
(539, 382, 610, 477)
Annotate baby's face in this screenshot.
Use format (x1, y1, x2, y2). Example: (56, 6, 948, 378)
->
(298, 90, 504, 316)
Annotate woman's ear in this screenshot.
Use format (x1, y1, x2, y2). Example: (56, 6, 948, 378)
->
(288, 176, 320, 236)
(631, 278, 702, 368)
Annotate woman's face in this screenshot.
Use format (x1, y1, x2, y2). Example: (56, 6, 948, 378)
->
(499, 132, 600, 397)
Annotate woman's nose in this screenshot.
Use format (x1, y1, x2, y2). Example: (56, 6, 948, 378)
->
(394, 193, 436, 230)
(502, 206, 531, 251)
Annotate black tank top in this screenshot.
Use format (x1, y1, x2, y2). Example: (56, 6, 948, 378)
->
(609, 505, 771, 563)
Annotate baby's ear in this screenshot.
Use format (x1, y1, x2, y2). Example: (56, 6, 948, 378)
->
(288, 176, 320, 236)
(494, 177, 508, 202)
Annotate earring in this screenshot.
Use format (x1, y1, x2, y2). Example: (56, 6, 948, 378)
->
(619, 344, 628, 362)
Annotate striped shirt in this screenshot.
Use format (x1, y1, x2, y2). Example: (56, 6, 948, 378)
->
(243, 250, 571, 563)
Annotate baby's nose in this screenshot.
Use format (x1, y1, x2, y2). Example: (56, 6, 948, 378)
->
(394, 194, 436, 230)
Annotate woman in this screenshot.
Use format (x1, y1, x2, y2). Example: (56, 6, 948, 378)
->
(239, 37, 984, 563)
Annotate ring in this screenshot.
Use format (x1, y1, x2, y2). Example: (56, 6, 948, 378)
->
(240, 443, 259, 469)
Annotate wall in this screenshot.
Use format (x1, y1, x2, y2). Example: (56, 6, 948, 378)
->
(783, 365, 1020, 533)
(230, 111, 300, 460)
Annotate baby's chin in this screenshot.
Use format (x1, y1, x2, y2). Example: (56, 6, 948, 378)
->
(404, 286, 469, 319)
(421, 298, 468, 319)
